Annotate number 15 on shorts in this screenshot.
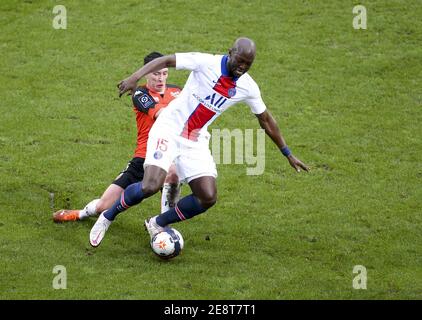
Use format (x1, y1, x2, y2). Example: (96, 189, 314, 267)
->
(156, 138, 168, 152)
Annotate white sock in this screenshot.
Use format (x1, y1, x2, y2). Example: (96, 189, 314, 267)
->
(79, 198, 100, 220)
(161, 183, 181, 213)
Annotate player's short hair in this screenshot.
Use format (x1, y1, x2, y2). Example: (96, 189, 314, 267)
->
(144, 52, 164, 65)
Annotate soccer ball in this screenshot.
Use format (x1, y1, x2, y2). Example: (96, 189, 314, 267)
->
(150, 227, 184, 259)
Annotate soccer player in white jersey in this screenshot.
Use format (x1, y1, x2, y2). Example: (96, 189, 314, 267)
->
(89, 37, 309, 247)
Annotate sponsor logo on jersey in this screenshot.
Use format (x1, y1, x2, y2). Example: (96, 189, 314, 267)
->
(133, 90, 155, 112)
(192, 93, 226, 113)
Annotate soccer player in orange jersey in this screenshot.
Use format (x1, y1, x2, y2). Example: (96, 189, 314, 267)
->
(53, 52, 182, 223)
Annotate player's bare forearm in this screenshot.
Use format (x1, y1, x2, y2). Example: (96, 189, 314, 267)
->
(256, 110, 309, 172)
(256, 110, 286, 149)
(131, 55, 176, 81)
(117, 55, 176, 97)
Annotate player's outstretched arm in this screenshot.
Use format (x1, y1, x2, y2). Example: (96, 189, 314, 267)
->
(117, 55, 176, 97)
(256, 110, 309, 173)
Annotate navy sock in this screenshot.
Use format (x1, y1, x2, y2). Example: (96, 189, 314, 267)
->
(156, 194, 207, 226)
(104, 182, 145, 221)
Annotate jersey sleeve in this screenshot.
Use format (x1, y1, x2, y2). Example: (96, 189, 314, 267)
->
(175, 52, 212, 72)
(132, 87, 157, 115)
(244, 80, 267, 114)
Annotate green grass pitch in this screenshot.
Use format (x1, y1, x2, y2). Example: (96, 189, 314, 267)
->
(0, 0, 421, 299)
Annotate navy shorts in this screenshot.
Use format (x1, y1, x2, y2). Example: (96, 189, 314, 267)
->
(112, 157, 145, 189)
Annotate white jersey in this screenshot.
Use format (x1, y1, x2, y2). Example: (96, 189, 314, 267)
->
(154, 52, 267, 142)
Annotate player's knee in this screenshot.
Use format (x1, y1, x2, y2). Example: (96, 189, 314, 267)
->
(165, 164, 179, 184)
(198, 192, 217, 209)
(141, 180, 161, 197)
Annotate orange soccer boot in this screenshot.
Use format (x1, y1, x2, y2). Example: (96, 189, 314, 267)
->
(53, 209, 80, 223)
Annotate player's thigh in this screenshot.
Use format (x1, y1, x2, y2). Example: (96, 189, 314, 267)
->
(98, 157, 145, 211)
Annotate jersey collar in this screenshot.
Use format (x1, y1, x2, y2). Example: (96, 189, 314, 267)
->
(221, 55, 239, 81)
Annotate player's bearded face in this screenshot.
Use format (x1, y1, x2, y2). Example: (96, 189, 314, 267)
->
(228, 51, 254, 78)
(146, 68, 168, 93)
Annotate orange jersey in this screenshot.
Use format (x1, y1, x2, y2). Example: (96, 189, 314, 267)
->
(132, 84, 181, 158)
